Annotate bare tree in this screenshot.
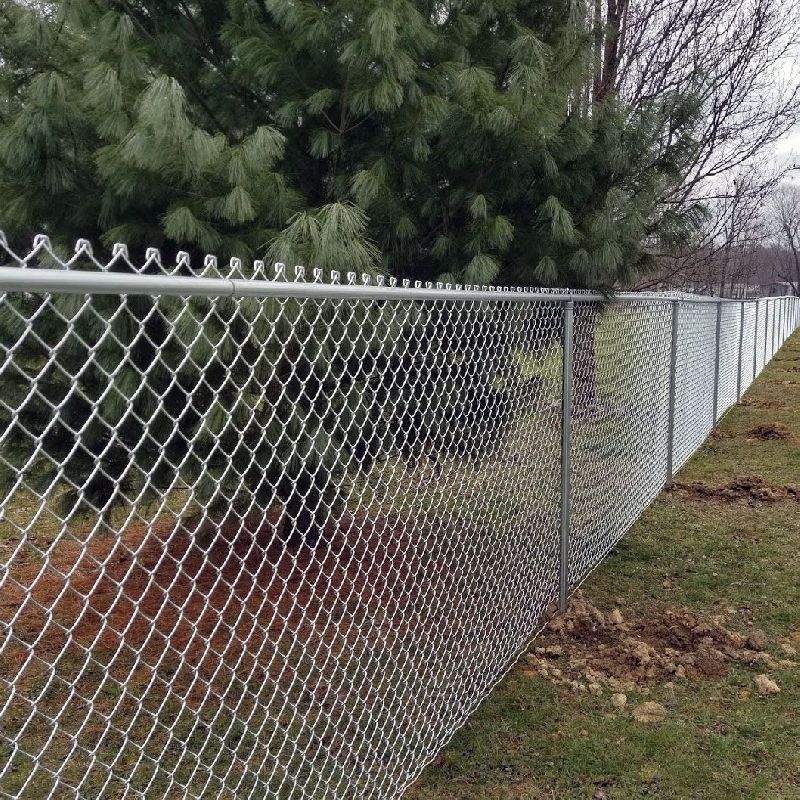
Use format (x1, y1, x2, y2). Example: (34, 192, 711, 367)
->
(615, 0, 799, 186)
(636, 160, 782, 294)
(771, 182, 800, 295)
(589, 0, 800, 277)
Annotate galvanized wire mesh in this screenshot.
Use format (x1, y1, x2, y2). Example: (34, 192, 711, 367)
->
(569, 300, 672, 584)
(716, 303, 741, 417)
(740, 303, 758, 394)
(671, 303, 718, 473)
(0, 235, 797, 800)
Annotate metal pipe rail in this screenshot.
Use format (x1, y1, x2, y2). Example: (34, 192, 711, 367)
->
(0, 265, 790, 305)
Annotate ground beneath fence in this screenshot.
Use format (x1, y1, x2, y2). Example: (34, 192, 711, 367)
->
(0, 484, 557, 798)
(0, 509, 440, 694)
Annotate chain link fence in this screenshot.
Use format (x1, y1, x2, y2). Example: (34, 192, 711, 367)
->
(0, 235, 798, 799)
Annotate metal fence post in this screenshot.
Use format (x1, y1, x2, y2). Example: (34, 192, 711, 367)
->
(770, 299, 776, 358)
(558, 300, 574, 614)
(773, 299, 778, 354)
(770, 300, 781, 358)
(787, 298, 790, 339)
(712, 301, 722, 422)
(753, 301, 759, 379)
(784, 298, 787, 342)
(763, 300, 769, 366)
(666, 300, 679, 482)
(781, 298, 784, 344)
(736, 301, 745, 400)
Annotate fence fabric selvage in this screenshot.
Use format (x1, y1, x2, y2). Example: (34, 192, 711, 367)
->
(0, 265, 782, 305)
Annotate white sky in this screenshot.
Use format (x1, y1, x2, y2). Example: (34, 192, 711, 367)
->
(776, 128, 800, 154)
(774, 48, 800, 170)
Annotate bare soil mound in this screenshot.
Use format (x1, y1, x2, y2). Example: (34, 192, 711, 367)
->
(738, 398, 789, 410)
(527, 594, 795, 693)
(669, 475, 798, 503)
(748, 423, 793, 440)
(0, 509, 428, 702)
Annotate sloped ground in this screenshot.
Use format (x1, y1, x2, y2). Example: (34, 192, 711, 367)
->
(408, 333, 800, 800)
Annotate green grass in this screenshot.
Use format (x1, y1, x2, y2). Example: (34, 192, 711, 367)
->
(407, 333, 800, 800)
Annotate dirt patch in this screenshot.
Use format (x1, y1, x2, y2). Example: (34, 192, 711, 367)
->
(0, 508, 440, 706)
(709, 429, 733, 440)
(748, 423, 793, 440)
(527, 594, 795, 693)
(669, 475, 798, 503)
(738, 398, 790, 411)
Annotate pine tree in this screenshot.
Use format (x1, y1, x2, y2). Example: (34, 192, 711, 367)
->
(1, 0, 704, 283)
(0, 0, 705, 538)
(0, 0, 595, 281)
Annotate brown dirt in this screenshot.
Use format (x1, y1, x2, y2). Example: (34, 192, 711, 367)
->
(709, 429, 733, 440)
(669, 475, 799, 503)
(737, 398, 790, 410)
(748, 423, 793, 440)
(526, 593, 795, 693)
(0, 508, 433, 706)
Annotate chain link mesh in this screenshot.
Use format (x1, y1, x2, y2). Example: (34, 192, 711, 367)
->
(671, 303, 717, 473)
(0, 236, 797, 799)
(740, 303, 758, 394)
(569, 301, 672, 584)
(755, 299, 769, 376)
(715, 303, 740, 417)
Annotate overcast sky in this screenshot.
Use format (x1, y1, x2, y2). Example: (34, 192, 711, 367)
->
(776, 129, 800, 159)
(775, 48, 800, 171)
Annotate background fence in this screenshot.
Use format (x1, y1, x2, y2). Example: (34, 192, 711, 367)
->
(0, 236, 798, 799)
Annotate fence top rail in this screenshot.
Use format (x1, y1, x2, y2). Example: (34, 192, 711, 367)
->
(0, 266, 795, 305)
(0, 232, 795, 304)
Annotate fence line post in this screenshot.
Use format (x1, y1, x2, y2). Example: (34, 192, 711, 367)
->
(763, 300, 769, 366)
(780, 299, 784, 345)
(558, 300, 574, 614)
(712, 301, 722, 422)
(666, 300, 679, 483)
(753, 301, 760, 379)
(774, 300, 778, 353)
(784, 298, 787, 343)
(770, 300, 775, 358)
(736, 301, 745, 400)
(773, 299, 777, 355)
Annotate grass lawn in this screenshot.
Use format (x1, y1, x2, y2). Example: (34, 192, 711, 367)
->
(407, 333, 800, 800)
